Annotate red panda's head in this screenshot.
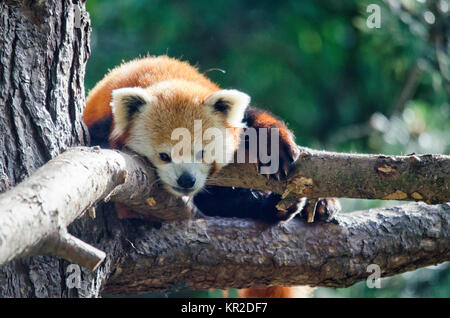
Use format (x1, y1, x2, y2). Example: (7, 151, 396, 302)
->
(110, 80, 250, 196)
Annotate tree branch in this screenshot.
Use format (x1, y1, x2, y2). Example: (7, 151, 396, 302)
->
(214, 148, 450, 204)
(0, 146, 448, 291)
(43, 230, 106, 271)
(101, 201, 450, 294)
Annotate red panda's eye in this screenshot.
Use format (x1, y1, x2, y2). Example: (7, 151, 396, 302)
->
(196, 150, 205, 161)
(159, 153, 171, 162)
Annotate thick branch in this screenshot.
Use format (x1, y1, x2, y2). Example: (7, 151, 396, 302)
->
(213, 147, 450, 204)
(102, 202, 450, 294)
(0, 147, 129, 267)
(0, 146, 449, 278)
(0, 147, 190, 268)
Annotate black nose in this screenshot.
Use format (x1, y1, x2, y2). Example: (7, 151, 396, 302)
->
(177, 173, 196, 189)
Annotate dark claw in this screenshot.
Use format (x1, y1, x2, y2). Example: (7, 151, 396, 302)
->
(277, 140, 298, 178)
(313, 198, 341, 222)
(257, 135, 299, 181)
(243, 107, 299, 180)
(299, 198, 341, 223)
(276, 197, 306, 223)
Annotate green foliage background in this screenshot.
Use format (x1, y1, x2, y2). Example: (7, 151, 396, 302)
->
(85, 0, 449, 297)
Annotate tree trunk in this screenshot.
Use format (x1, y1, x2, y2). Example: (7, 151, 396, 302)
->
(0, 0, 91, 297)
(0, 0, 448, 298)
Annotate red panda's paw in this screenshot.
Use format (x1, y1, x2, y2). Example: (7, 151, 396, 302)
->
(256, 136, 299, 181)
(243, 108, 300, 180)
(276, 197, 306, 223)
(254, 127, 299, 180)
(300, 198, 341, 223)
(276, 132, 300, 179)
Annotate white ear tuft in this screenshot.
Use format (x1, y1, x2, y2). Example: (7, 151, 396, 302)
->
(204, 89, 250, 127)
(110, 87, 154, 134)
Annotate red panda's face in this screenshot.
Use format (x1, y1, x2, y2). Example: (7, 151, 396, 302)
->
(110, 80, 250, 196)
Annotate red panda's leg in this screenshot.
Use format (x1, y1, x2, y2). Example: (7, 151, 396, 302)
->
(243, 107, 300, 179)
(301, 197, 341, 223)
(238, 286, 314, 298)
(243, 107, 341, 222)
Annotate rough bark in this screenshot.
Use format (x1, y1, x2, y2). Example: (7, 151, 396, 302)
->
(0, 0, 449, 298)
(1, 146, 448, 273)
(214, 149, 450, 204)
(0, 0, 89, 191)
(0, 146, 449, 296)
(101, 202, 450, 294)
(0, 147, 189, 271)
(0, 0, 91, 298)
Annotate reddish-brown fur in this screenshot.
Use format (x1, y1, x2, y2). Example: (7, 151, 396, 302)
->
(84, 55, 313, 299)
(238, 286, 314, 298)
(84, 55, 219, 127)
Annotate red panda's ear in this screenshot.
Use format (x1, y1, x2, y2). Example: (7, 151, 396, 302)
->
(204, 89, 250, 127)
(110, 87, 155, 134)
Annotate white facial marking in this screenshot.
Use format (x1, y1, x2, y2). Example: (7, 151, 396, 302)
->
(120, 85, 249, 198)
(204, 89, 250, 128)
(156, 162, 209, 196)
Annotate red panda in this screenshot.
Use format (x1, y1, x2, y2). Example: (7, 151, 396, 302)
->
(84, 55, 302, 201)
(84, 55, 340, 297)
